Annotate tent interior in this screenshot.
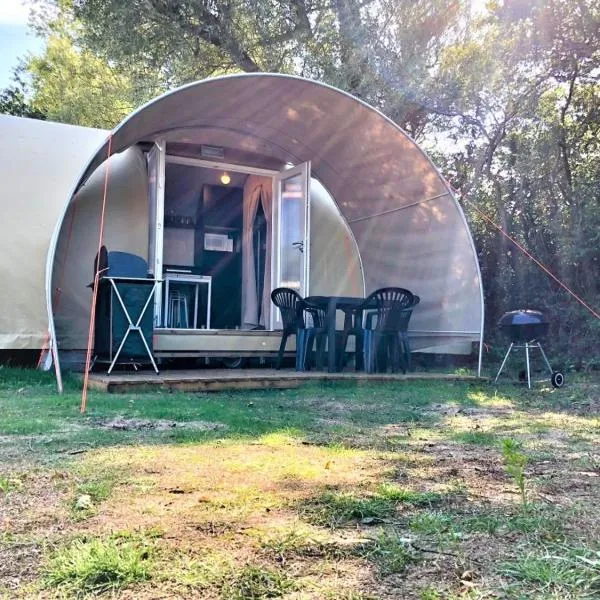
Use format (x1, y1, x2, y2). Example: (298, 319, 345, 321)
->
(162, 162, 248, 331)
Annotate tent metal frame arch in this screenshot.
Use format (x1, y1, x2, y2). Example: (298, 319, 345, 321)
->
(44, 72, 485, 391)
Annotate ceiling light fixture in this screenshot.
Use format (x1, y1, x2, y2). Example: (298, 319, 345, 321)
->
(220, 172, 231, 185)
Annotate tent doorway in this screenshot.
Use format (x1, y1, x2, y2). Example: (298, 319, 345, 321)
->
(148, 149, 312, 334)
(160, 160, 247, 330)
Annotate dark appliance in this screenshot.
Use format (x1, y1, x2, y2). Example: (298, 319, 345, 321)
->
(92, 248, 158, 372)
(195, 185, 243, 329)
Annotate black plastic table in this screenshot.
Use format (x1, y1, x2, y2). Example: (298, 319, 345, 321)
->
(305, 295, 371, 372)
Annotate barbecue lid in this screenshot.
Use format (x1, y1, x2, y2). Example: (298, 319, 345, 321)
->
(498, 309, 548, 327)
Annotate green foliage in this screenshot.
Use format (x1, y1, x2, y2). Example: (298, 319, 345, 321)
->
(453, 430, 497, 446)
(27, 31, 136, 128)
(301, 491, 396, 528)
(501, 544, 600, 597)
(376, 483, 444, 506)
(420, 587, 442, 600)
(409, 511, 457, 537)
(0, 85, 46, 119)
(0, 475, 22, 495)
(302, 485, 447, 528)
(221, 564, 297, 599)
(259, 528, 350, 561)
(361, 530, 419, 575)
(43, 536, 154, 594)
(70, 467, 120, 520)
(502, 438, 529, 510)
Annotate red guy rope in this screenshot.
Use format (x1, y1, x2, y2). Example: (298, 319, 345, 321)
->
(81, 135, 113, 413)
(458, 193, 600, 321)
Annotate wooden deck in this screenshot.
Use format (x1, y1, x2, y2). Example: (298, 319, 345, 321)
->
(88, 368, 482, 393)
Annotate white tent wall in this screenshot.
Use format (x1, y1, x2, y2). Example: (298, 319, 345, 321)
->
(0, 115, 107, 350)
(52, 148, 149, 350)
(309, 179, 364, 299)
(350, 195, 482, 354)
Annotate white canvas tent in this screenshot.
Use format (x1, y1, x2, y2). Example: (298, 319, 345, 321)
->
(0, 73, 484, 384)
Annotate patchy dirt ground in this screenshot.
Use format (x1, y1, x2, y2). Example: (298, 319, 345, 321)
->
(98, 416, 228, 432)
(0, 374, 599, 599)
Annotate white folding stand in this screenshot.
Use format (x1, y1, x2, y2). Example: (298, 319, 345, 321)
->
(494, 340, 556, 389)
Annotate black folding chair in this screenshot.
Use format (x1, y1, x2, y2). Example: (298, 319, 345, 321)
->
(360, 288, 417, 373)
(271, 288, 305, 370)
(270, 288, 328, 371)
(298, 300, 328, 371)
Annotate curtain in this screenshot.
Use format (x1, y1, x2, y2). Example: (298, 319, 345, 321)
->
(259, 183, 273, 328)
(242, 175, 274, 329)
(242, 177, 262, 328)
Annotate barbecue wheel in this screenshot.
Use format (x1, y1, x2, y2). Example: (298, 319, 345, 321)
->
(551, 371, 565, 388)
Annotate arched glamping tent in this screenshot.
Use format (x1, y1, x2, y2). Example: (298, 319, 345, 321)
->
(0, 74, 484, 381)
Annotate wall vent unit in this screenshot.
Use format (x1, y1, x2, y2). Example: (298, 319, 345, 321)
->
(201, 145, 225, 159)
(205, 233, 233, 252)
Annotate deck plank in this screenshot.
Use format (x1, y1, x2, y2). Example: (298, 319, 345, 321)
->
(87, 369, 483, 393)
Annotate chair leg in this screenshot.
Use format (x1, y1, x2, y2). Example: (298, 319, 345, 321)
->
(355, 330, 364, 371)
(390, 335, 401, 374)
(374, 333, 387, 373)
(401, 332, 412, 372)
(363, 330, 372, 373)
(300, 330, 316, 371)
(315, 335, 326, 370)
(337, 330, 350, 371)
(295, 329, 306, 371)
(276, 331, 290, 370)
(359, 330, 369, 373)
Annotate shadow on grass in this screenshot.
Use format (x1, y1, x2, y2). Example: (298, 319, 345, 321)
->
(0, 367, 488, 455)
(0, 367, 595, 460)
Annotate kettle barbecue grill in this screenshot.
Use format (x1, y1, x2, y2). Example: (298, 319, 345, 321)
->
(494, 309, 565, 388)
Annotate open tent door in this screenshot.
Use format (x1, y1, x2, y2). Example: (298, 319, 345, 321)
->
(271, 162, 311, 329)
(147, 140, 165, 327)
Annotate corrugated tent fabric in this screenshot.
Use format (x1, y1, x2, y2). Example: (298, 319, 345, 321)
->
(52, 148, 149, 350)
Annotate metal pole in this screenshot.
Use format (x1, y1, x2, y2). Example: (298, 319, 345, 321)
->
(525, 342, 531, 389)
(537, 343, 554, 375)
(494, 342, 513, 383)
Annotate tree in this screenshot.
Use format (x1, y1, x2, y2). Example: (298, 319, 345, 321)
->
(428, 0, 600, 362)
(0, 85, 46, 119)
(66, 0, 461, 136)
(27, 33, 136, 128)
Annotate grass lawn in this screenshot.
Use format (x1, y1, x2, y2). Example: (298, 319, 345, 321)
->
(0, 367, 599, 599)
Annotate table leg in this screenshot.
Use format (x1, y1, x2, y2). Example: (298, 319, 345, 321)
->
(207, 280, 211, 329)
(328, 298, 337, 373)
(355, 309, 364, 371)
(194, 283, 199, 329)
(163, 279, 169, 327)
